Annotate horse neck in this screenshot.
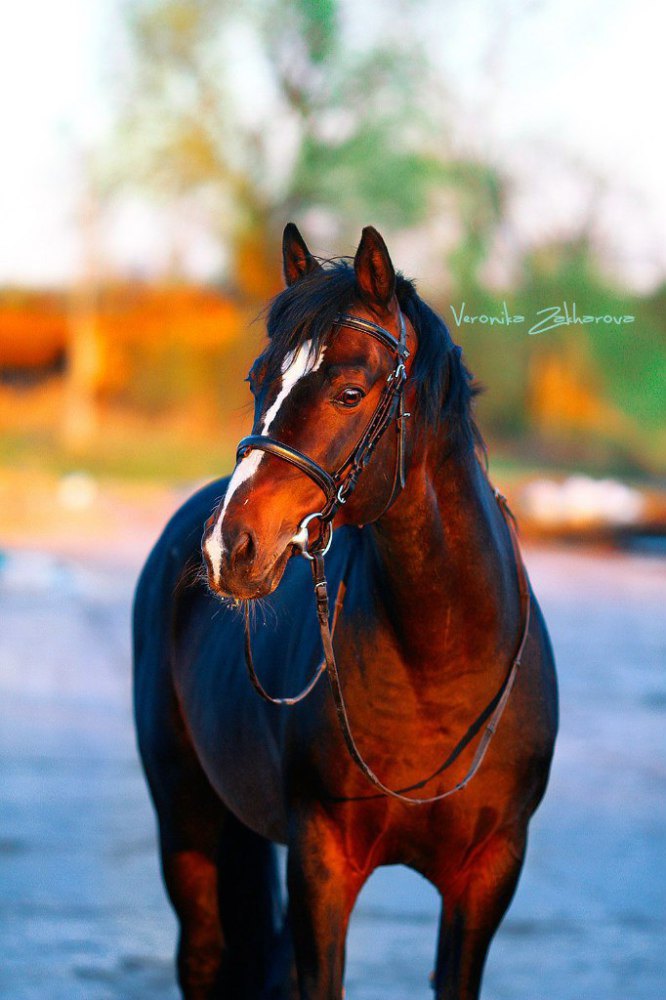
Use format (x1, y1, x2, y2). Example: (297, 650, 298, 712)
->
(369, 432, 521, 678)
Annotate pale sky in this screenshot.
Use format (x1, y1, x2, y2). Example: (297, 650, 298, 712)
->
(0, 0, 663, 289)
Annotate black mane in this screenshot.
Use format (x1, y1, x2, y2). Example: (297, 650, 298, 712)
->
(262, 259, 482, 455)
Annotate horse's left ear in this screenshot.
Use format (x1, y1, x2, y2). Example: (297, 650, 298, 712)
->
(354, 226, 396, 310)
(282, 223, 322, 286)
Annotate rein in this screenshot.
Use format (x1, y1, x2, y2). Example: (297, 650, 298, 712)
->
(307, 491, 530, 805)
(237, 311, 531, 804)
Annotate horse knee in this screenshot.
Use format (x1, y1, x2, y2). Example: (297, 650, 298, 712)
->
(287, 816, 367, 998)
(462, 832, 525, 930)
(433, 833, 526, 999)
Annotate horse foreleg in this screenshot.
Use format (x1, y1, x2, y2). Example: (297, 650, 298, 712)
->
(137, 677, 227, 998)
(161, 791, 294, 999)
(287, 810, 366, 999)
(432, 831, 526, 1000)
(162, 843, 225, 999)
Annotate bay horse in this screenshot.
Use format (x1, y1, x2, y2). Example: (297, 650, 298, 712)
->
(133, 224, 558, 1000)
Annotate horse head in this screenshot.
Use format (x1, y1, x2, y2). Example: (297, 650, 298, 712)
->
(202, 224, 416, 600)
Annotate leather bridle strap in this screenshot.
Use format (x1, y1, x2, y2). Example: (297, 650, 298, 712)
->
(236, 436, 337, 503)
(243, 579, 346, 706)
(334, 313, 410, 360)
(242, 480, 531, 802)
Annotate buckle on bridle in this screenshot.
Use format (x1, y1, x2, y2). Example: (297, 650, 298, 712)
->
(387, 362, 406, 384)
(293, 510, 334, 561)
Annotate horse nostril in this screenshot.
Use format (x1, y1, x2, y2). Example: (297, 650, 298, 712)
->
(230, 530, 255, 568)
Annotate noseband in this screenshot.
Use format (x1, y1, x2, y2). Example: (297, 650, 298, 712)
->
(230, 310, 531, 805)
(236, 311, 410, 556)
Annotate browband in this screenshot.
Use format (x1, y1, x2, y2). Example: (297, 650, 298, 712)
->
(334, 313, 410, 360)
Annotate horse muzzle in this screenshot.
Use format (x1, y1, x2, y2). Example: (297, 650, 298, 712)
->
(202, 523, 294, 600)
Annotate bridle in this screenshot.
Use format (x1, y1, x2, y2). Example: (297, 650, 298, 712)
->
(236, 310, 411, 558)
(230, 309, 531, 805)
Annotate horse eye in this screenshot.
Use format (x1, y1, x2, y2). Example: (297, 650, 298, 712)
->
(335, 386, 365, 408)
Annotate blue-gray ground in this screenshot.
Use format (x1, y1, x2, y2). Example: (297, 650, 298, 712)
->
(0, 545, 664, 1000)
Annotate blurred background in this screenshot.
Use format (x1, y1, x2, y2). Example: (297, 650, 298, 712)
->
(0, 2, 664, 999)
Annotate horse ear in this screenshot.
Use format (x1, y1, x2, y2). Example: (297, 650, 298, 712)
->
(354, 226, 396, 310)
(282, 223, 321, 286)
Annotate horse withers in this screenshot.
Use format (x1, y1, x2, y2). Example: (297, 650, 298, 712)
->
(133, 224, 558, 999)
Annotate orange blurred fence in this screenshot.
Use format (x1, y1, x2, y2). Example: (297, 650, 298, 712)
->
(0, 284, 260, 474)
(0, 285, 243, 388)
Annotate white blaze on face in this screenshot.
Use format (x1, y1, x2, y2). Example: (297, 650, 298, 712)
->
(204, 339, 325, 581)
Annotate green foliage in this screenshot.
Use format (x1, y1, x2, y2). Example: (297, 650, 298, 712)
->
(521, 244, 664, 433)
(448, 240, 666, 475)
(113, 0, 469, 274)
(445, 161, 505, 288)
(291, 130, 441, 230)
(274, 0, 338, 64)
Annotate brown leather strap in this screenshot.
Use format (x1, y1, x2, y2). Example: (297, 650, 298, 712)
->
(243, 583, 346, 706)
(243, 489, 530, 801)
(237, 436, 337, 501)
(334, 312, 410, 360)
